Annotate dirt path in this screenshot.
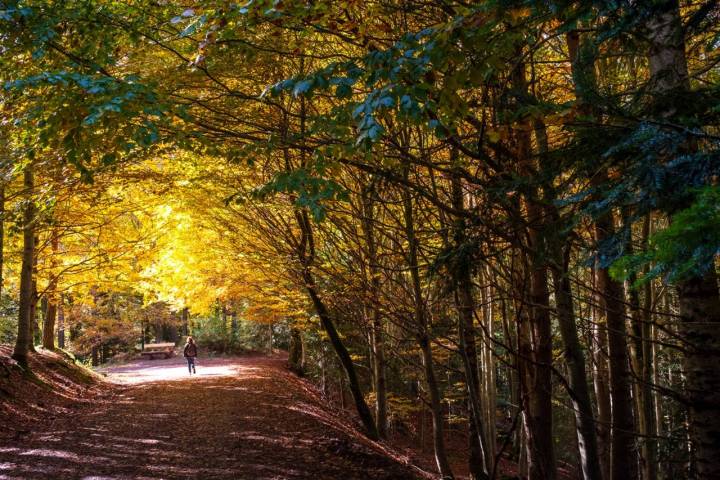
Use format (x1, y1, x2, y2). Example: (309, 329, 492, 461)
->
(0, 355, 425, 480)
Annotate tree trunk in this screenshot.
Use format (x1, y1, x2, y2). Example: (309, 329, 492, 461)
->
(501, 295, 521, 461)
(42, 230, 60, 350)
(595, 216, 638, 480)
(645, 2, 720, 477)
(535, 107, 602, 480)
(450, 167, 490, 479)
(550, 246, 603, 480)
(222, 304, 228, 351)
(182, 307, 189, 336)
(511, 54, 556, 480)
(676, 272, 720, 478)
(304, 273, 378, 439)
(288, 327, 304, 375)
(591, 267, 613, 480)
(231, 310, 238, 340)
(42, 299, 57, 350)
(402, 173, 454, 479)
(523, 245, 556, 480)
(361, 181, 388, 438)
(294, 205, 379, 440)
(480, 273, 497, 464)
(57, 299, 65, 350)
(12, 166, 36, 363)
(91, 345, 99, 367)
(625, 215, 657, 480)
(30, 234, 39, 350)
(566, 28, 637, 480)
(0, 183, 4, 299)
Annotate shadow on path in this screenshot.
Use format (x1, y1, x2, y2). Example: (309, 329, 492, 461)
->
(0, 356, 422, 479)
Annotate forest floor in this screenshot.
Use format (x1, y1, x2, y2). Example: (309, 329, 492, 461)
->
(0, 348, 433, 480)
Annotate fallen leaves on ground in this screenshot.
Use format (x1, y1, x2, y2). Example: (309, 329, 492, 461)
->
(1, 349, 431, 479)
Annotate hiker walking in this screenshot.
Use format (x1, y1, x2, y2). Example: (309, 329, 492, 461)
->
(183, 336, 197, 374)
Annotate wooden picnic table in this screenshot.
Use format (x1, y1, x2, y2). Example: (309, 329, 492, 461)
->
(140, 342, 176, 360)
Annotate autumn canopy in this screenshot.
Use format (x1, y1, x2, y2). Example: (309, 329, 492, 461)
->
(1, 1, 719, 479)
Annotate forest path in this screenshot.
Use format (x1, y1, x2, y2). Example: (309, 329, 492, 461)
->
(0, 355, 422, 480)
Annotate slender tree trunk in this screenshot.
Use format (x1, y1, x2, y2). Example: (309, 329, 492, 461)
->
(535, 109, 602, 480)
(501, 296, 521, 461)
(12, 166, 36, 363)
(42, 296, 57, 349)
(645, 3, 720, 477)
(566, 29, 613, 475)
(595, 215, 638, 480)
(231, 310, 238, 340)
(625, 215, 657, 480)
(295, 206, 379, 440)
(57, 298, 65, 350)
(402, 172, 454, 479)
(361, 181, 387, 438)
(288, 327, 304, 375)
(592, 267, 612, 480)
(511, 55, 556, 480)
(523, 242, 556, 480)
(566, 29, 637, 480)
(222, 304, 228, 351)
(450, 168, 490, 480)
(480, 268, 498, 464)
(42, 229, 59, 350)
(30, 233, 39, 350)
(303, 272, 378, 439)
(0, 183, 4, 299)
(550, 245, 603, 480)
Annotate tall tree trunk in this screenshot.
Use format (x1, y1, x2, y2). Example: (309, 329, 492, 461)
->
(645, 2, 720, 477)
(12, 166, 36, 363)
(303, 269, 378, 439)
(550, 245, 604, 480)
(402, 172, 454, 479)
(591, 267, 612, 480)
(42, 229, 59, 350)
(30, 233, 39, 350)
(295, 206, 379, 440)
(91, 345, 99, 367)
(480, 267, 498, 464)
(595, 215, 638, 480)
(567, 28, 614, 474)
(566, 29, 637, 480)
(230, 309, 238, 340)
(523, 241, 556, 480)
(535, 108, 603, 480)
(288, 327, 304, 375)
(450, 167, 490, 480)
(0, 183, 4, 299)
(57, 298, 65, 350)
(181, 307, 189, 336)
(511, 55, 556, 480)
(501, 295, 522, 462)
(625, 215, 657, 480)
(361, 180, 387, 438)
(222, 304, 228, 351)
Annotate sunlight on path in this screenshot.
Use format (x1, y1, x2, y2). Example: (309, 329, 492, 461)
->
(97, 356, 250, 384)
(1, 355, 423, 479)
